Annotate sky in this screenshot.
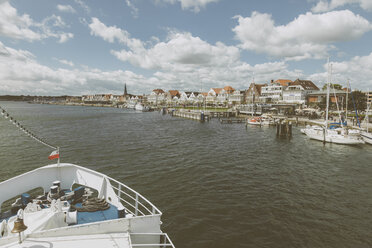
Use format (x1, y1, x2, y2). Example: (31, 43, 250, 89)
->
(0, 0, 372, 96)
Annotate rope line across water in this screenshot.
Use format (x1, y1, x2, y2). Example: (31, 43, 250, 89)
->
(0, 105, 57, 150)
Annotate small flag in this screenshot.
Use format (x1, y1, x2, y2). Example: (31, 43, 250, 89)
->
(48, 150, 60, 160)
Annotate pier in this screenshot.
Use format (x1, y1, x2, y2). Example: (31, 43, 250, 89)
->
(276, 120, 292, 137)
(220, 118, 245, 124)
(172, 110, 208, 122)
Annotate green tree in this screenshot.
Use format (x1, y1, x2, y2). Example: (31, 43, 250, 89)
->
(322, 83, 343, 90)
(347, 90, 366, 112)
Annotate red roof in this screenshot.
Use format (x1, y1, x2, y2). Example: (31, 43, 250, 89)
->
(212, 88, 223, 94)
(291, 79, 319, 90)
(274, 79, 292, 86)
(168, 90, 180, 96)
(223, 86, 235, 93)
(153, 89, 165, 94)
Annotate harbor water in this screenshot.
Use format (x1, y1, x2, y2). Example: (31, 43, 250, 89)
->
(0, 102, 371, 248)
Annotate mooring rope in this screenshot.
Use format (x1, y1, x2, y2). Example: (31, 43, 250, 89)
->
(0, 105, 57, 150)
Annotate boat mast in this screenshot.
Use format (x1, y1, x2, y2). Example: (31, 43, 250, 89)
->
(346, 79, 349, 122)
(367, 90, 370, 133)
(325, 58, 330, 129)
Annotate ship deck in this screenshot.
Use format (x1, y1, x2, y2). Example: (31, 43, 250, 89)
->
(3, 233, 131, 248)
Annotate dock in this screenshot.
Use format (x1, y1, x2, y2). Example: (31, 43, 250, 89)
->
(220, 118, 245, 124)
(171, 110, 208, 121)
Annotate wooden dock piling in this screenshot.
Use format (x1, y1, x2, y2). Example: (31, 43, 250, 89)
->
(276, 119, 292, 137)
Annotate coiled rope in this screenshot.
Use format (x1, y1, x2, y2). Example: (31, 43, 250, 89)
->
(0, 105, 57, 150)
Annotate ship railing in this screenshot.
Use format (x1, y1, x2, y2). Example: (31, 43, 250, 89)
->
(130, 233, 175, 248)
(108, 177, 162, 217)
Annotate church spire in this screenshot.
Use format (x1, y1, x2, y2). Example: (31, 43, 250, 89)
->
(124, 83, 127, 96)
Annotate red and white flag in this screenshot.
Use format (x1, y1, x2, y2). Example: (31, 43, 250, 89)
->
(48, 150, 59, 160)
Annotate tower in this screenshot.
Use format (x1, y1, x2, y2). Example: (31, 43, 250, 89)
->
(124, 83, 127, 96)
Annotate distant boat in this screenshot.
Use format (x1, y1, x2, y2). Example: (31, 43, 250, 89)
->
(361, 92, 372, 144)
(126, 102, 136, 109)
(134, 103, 150, 112)
(246, 116, 274, 126)
(246, 117, 263, 126)
(134, 103, 144, 111)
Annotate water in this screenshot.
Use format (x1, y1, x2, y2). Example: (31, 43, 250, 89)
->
(0, 101, 371, 248)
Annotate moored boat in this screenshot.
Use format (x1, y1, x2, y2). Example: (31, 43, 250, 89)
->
(246, 116, 274, 126)
(361, 131, 372, 145)
(304, 127, 365, 145)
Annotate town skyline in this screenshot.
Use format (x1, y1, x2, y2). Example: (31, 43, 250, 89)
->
(1, 0, 372, 96)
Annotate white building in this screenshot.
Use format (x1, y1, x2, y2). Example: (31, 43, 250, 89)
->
(228, 90, 244, 105)
(147, 89, 166, 105)
(282, 79, 319, 104)
(260, 85, 285, 103)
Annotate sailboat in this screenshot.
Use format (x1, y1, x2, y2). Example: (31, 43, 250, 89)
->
(361, 91, 372, 144)
(304, 60, 365, 145)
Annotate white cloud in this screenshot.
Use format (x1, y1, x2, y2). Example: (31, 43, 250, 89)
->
(74, 0, 90, 13)
(55, 58, 74, 67)
(309, 54, 372, 90)
(125, 0, 139, 18)
(0, 1, 42, 41)
(0, 2, 74, 43)
(233, 10, 372, 60)
(57, 4, 76, 13)
(111, 31, 240, 71)
(88, 17, 307, 91)
(58, 32, 74, 43)
(155, 0, 219, 12)
(89, 17, 131, 44)
(0, 41, 151, 95)
(312, 0, 372, 13)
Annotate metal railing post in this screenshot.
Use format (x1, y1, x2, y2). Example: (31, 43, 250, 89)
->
(135, 193, 139, 216)
(118, 184, 121, 199)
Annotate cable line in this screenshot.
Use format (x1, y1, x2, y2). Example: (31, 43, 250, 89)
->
(0, 105, 57, 150)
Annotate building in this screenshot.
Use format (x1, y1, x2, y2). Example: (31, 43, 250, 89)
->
(66, 96, 82, 103)
(206, 88, 221, 105)
(166, 90, 180, 105)
(245, 82, 267, 104)
(228, 90, 244, 105)
(307, 90, 347, 107)
(274, 79, 292, 87)
(82, 94, 113, 103)
(282, 79, 319, 104)
(147, 89, 166, 105)
(260, 79, 291, 103)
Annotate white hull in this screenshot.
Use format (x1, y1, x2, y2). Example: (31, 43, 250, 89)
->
(134, 103, 144, 111)
(0, 163, 174, 247)
(301, 125, 322, 134)
(246, 121, 262, 126)
(361, 131, 372, 145)
(246, 118, 273, 126)
(305, 129, 365, 145)
(126, 103, 136, 109)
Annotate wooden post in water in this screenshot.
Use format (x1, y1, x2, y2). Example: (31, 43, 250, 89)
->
(276, 119, 292, 137)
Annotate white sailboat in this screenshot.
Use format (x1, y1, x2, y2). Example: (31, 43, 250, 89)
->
(361, 91, 372, 144)
(134, 103, 144, 111)
(304, 60, 364, 145)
